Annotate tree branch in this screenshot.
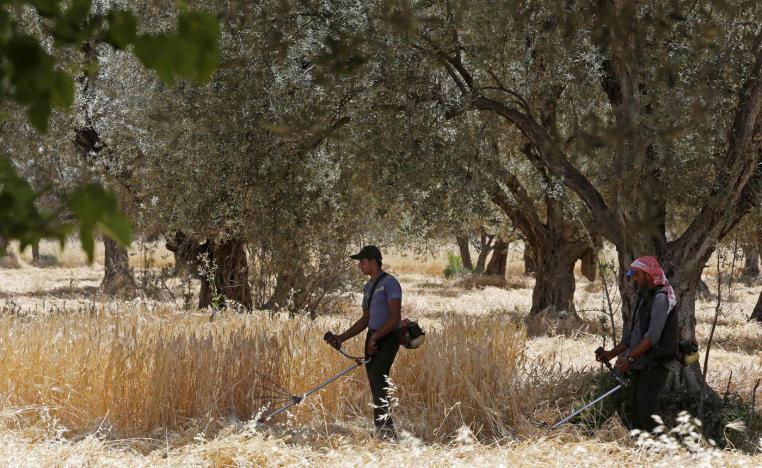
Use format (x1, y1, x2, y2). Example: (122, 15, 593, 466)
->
(489, 183, 546, 248)
(672, 55, 762, 261)
(474, 95, 623, 244)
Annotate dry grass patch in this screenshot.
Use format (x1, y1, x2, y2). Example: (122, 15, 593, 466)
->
(0, 307, 557, 442)
(2, 424, 760, 467)
(384, 251, 448, 277)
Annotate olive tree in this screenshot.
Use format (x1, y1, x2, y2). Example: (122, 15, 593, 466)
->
(91, 1, 390, 311)
(389, 0, 761, 385)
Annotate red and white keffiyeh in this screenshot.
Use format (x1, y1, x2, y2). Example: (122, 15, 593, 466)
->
(628, 256, 677, 311)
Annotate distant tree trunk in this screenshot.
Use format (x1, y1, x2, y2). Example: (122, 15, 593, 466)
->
(102, 237, 135, 295)
(523, 244, 536, 276)
(261, 266, 305, 311)
(456, 236, 473, 271)
(580, 247, 597, 282)
(530, 240, 585, 317)
(742, 244, 760, 280)
(32, 243, 40, 263)
(751, 290, 762, 322)
(485, 237, 509, 277)
(489, 170, 592, 319)
(474, 229, 495, 273)
(198, 239, 252, 310)
(166, 231, 205, 278)
(698, 279, 712, 300)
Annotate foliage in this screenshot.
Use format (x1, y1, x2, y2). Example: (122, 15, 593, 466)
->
(0, 156, 68, 251)
(0, 0, 220, 260)
(443, 252, 470, 278)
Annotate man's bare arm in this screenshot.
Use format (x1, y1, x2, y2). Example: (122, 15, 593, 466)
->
(626, 337, 653, 360)
(338, 309, 370, 342)
(598, 341, 628, 362)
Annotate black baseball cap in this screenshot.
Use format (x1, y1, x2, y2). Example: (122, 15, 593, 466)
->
(350, 245, 382, 261)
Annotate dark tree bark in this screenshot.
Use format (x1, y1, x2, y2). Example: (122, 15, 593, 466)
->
(474, 228, 495, 273)
(102, 237, 135, 295)
(751, 290, 762, 322)
(490, 169, 593, 318)
(742, 244, 760, 280)
(261, 266, 305, 311)
(580, 247, 597, 282)
(485, 237, 509, 277)
(198, 239, 252, 310)
(456, 235, 474, 271)
(32, 243, 40, 263)
(530, 241, 588, 317)
(166, 231, 206, 278)
(167, 232, 252, 310)
(698, 279, 712, 300)
(523, 244, 537, 276)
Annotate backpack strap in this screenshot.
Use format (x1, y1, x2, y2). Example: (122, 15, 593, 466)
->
(366, 272, 388, 308)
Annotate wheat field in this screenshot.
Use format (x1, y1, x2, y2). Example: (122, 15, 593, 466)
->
(0, 242, 761, 466)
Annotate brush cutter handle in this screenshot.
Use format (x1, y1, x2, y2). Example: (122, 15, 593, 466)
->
(595, 347, 630, 387)
(337, 346, 371, 364)
(324, 331, 371, 362)
(594, 346, 610, 362)
(324, 331, 342, 349)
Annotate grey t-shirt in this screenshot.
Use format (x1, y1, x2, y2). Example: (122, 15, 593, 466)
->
(362, 273, 402, 330)
(624, 292, 670, 370)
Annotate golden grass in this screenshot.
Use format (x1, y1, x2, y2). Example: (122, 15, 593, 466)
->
(2, 424, 759, 467)
(1, 248, 761, 465)
(0, 308, 537, 442)
(383, 250, 449, 277)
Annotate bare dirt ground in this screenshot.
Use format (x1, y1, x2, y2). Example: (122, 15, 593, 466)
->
(0, 242, 760, 466)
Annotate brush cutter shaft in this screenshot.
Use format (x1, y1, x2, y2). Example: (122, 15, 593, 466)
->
(304, 362, 363, 398)
(260, 363, 361, 422)
(259, 345, 370, 423)
(261, 399, 298, 421)
(551, 384, 623, 429)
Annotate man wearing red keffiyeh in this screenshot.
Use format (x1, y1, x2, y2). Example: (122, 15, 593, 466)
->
(595, 256, 680, 432)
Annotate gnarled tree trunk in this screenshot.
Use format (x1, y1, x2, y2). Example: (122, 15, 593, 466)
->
(261, 266, 305, 311)
(166, 231, 206, 278)
(485, 237, 508, 277)
(742, 243, 760, 280)
(102, 237, 135, 295)
(530, 239, 588, 317)
(523, 244, 536, 276)
(456, 235, 473, 271)
(489, 169, 594, 319)
(198, 239, 252, 310)
(167, 232, 252, 310)
(474, 228, 495, 273)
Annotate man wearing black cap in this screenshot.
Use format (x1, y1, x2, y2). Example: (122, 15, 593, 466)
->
(325, 245, 402, 439)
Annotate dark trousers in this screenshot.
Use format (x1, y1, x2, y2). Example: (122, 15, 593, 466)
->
(365, 329, 400, 432)
(629, 366, 670, 432)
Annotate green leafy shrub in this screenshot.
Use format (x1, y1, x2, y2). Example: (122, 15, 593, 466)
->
(443, 253, 470, 278)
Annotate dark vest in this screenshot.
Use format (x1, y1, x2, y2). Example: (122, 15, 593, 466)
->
(634, 287, 679, 363)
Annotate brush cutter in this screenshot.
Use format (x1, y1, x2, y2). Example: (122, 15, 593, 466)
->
(550, 347, 631, 429)
(256, 332, 369, 423)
